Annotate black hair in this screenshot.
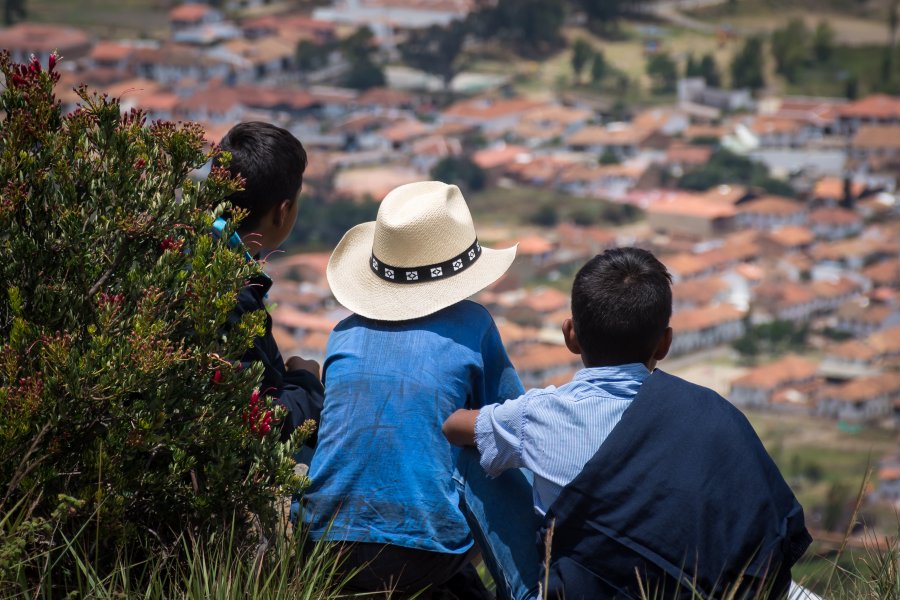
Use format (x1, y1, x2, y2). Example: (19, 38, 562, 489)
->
(571, 247, 672, 366)
(216, 122, 307, 231)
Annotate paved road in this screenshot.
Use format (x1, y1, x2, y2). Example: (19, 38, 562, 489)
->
(644, 0, 731, 34)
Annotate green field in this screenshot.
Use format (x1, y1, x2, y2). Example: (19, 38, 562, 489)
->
(469, 185, 643, 229)
(24, 0, 169, 38)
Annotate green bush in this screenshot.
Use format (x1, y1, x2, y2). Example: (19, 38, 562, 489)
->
(0, 52, 311, 588)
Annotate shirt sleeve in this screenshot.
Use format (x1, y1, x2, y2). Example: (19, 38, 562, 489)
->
(474, 394, 530, 477)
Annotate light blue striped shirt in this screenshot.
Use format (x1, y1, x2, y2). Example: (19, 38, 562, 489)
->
(474, 363, 650, 515)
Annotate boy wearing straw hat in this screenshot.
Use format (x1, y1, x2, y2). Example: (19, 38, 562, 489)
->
(301, 181, 541, 599)
(444, 248, 811, 600)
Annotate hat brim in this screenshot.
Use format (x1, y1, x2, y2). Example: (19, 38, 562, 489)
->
(327, 221, 517, 321)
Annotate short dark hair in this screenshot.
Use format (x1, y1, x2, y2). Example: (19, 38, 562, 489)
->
(216, 122, 307, 230)
(571, 247, 672, 366)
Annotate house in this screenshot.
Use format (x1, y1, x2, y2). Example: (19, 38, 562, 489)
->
(735, 196, 806, 231)
(812, 176, 866, 206)
(851, 125, 900, 160)
(665, 143, 713, 173)
(87, 41, 138, 72)
(876, 465, 900, 504)
(176, 83, 244, 123)
(556, 162, 647, 200)
(313, 0, 475, 48)
(821, 325, 900, 376)
(0, 23, 91, 64)
(761, 225, 815, 255)
(834, 300, 900, 337)
(509, 342, 582, 388)
(269, 305, 339, 339)
(753, 280, 819, 322)
(376, 119, 431, 151)
(645, 193, 736, 238)
(554, 223, 618, 257)
(662, 252, 719, 283)
(472, 144, 531, 181)
(863, 258, 900, 289)
(748, 116, 815, 149)
(672, 277, 730, 311)
(837, 94, 900, 135)
(759, 96, 842, 136)
(730, 355, 819, 411)
(333, 165, 423, 201)
(511, 104, 594, 147)
(808, 207, 863, 240)
(441, 96, 544, 134)
(677, 78, 754, 112)
(170, 4, 223, 31)
(242, 14, 338, 45)
(133, 44, 237, 84)
(669, 304, 746, 356)
(817, 372, 900, 422)
(409, 135, 463, 172)
(565, 123, 662, 160)
(218, 37, 296, 78)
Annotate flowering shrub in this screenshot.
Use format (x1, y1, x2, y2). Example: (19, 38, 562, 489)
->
(0, 52, 311, 581)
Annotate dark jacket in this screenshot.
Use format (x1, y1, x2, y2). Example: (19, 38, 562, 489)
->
(228, 273, 324, 444)
(540, 369, 811, 600)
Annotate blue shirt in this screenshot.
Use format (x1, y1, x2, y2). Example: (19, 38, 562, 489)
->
(303, 300, 524, 553)
(475, 363, 650, 515)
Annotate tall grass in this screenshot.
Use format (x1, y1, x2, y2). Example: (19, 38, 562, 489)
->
(0, 506, 359, 600)
(1, 481, 896, 599)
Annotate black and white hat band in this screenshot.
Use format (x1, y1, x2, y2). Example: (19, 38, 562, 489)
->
(370, 239, 482, 284)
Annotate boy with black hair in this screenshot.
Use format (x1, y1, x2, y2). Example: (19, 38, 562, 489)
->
(444, 247, 811, 600)
(216, 121, 323, 441)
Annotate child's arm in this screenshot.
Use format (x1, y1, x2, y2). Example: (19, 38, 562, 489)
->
(442, 409, 479, 447)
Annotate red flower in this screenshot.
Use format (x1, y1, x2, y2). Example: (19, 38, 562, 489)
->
(212, 369, 221, 384)
(48, 52, 57, 73)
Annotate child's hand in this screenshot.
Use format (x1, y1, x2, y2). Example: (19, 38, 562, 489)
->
(442, 409, 479, 447)
(286, 356, 321, 380)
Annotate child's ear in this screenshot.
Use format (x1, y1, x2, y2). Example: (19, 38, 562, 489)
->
(653, 327, 673, 362)
(562, 318, 582, 356)
(273, 198, 292, 227)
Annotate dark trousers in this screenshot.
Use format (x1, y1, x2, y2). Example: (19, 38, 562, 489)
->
(335, 542, 493, 599)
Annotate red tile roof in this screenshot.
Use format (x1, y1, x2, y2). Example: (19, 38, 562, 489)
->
(732, 355, 818, 390)
(671, 304, 744, 332)
(839, 94, 900, 120)
(169, 3, 212, 22)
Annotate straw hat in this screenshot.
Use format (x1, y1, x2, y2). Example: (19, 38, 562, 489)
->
(327, 181, 517, 321)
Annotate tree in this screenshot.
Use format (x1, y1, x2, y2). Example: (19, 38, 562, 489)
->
(571, 38, 593, 83)
(813, 20, 835, 63)
(528, 204, 559, 227)
(576, 0, 648, 30)
(730, 36, 766, 91)
(399, 20, 468, 90)
(685, 53, 702, 78)
(340, 26, 386, 90)
(599, 148, 620, 165)
(3, 0, 24, 25)
(679, 148, 796, 197)
(591, 50, 608, 84)
(0, 52, 311, 582)
(430, 156, 487, 192)
(699, 53, 721, 87)
(296, 39, 334, 72)
(771, 19, 810, 83)
(646, 52, 678, 94)
(467, 0, 565, 57)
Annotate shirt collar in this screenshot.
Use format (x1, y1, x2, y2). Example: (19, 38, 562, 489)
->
(573, 363, 651, 384)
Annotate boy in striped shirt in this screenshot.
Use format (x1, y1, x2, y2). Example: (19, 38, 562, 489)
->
(443, 247, 810, 599)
